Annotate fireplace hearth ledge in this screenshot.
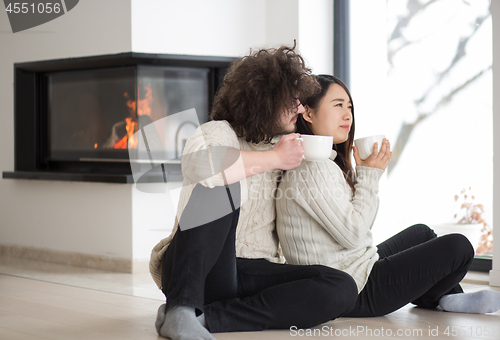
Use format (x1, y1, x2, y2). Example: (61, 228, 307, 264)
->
(3, 171, 135, 184)
(0, 244, 149, 274)
(2, 170, 183, 184)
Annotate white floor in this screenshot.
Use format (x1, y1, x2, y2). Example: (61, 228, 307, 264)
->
(0, 257, 499, 340)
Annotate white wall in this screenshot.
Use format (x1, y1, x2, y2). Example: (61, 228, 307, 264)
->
(298, 0, 334, 75)
(0, 0, 134, 260)
(132, 184, 177, 261)
(490, 0, 500, 286)
(131, 0, 267, 57)
(265, 0, 299, 50)
(131, 0, 332, 71)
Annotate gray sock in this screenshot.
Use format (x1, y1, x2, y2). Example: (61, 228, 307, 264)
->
(197, 312, 207, 328)
(155, 304, 167, 335)
(439, 290, 500, 314)
(155, 304, 214, 340)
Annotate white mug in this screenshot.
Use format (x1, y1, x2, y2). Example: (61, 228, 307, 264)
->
(353, 135, 386, 160)
(297, 135, 333, 161)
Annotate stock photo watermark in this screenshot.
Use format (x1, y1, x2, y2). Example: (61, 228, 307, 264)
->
(129, 108, 245, 231)
(3, 0, 79, 33)
(128, 107, 360, 230)
(290, 325, 500, 338)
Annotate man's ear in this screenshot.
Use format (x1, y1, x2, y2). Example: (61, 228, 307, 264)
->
(302, 106, 314, 124)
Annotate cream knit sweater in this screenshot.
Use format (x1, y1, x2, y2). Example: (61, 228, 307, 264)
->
(150, 120, 283, 289)
(276, 159, 384, 292)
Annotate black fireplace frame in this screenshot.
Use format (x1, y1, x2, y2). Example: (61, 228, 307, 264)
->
(3, 52, 236, 183)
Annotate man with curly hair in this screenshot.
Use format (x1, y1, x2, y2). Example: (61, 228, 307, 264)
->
(150, 45, 358, 339)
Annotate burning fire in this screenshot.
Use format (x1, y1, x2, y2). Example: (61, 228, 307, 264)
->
(113, 83, 153, 149)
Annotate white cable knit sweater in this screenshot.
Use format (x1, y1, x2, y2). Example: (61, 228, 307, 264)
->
(149, 120, 283, 289)
(276, 159, 384, 292)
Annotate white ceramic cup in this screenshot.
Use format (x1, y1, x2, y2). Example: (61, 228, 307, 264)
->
(297, 135, 333, 161)
(353, 135, 386, 161)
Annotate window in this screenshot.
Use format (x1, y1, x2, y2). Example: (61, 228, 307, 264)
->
(348, 0, 493, 257)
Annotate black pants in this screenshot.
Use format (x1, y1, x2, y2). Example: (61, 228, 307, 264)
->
(161, 183, 358, 333)
(346, 224, 474, 317)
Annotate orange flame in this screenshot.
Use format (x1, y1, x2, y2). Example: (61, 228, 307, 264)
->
(114, 84, 153, 149)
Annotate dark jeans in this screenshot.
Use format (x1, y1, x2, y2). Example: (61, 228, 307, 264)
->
(346, 224, 474, 317)
(161, 183, 358, 333)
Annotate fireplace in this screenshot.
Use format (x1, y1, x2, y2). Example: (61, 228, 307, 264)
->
(3, 53, 235, 183)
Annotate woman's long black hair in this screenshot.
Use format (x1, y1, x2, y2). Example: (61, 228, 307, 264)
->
(295, 75, 356, 192)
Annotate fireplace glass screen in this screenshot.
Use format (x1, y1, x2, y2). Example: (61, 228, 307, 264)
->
(47, 65, 210, 162)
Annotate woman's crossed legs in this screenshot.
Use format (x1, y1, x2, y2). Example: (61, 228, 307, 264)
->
(347, 224, 475, 317)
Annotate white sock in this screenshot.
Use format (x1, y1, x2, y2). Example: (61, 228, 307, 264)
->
(439, 290, 500, 314)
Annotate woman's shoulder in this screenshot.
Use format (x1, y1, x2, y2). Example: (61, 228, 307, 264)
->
(283, 159, 344, 185)
(299, 159, 343, 174)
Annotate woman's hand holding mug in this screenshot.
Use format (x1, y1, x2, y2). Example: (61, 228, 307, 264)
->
(353, 138, 392, 171)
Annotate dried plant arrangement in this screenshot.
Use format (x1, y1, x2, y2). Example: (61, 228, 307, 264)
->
(454, 187, 492, 255)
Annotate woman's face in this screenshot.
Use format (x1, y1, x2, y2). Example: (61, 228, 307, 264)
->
(303, 84, 352, 144)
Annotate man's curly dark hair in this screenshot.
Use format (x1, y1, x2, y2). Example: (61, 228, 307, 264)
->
(210, 44, 320, 144)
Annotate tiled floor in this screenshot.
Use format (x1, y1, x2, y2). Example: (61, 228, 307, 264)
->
(0, 257, 499, 340)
